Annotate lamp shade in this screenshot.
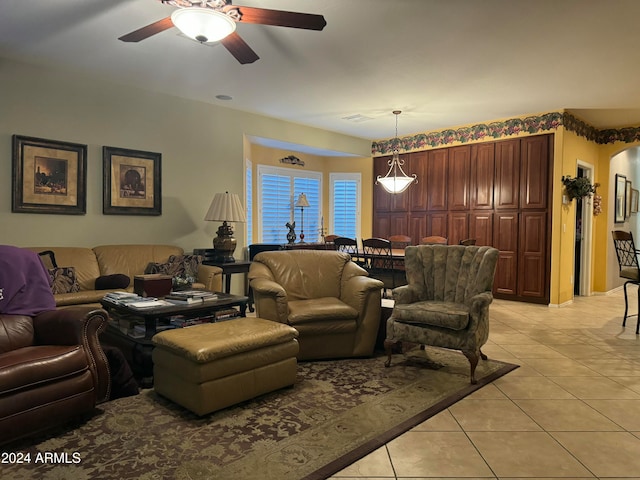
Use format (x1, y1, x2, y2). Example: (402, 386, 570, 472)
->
(295, 193, 310, 208)
(171, 7, 236, 43)
(204, 192, 246, 223)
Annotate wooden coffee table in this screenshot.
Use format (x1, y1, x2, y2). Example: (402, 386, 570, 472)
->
(100, 292, 248, 387)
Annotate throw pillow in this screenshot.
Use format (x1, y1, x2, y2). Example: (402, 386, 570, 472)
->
(144, 254, 203, 287)
(48, 267, 80, 295)
(95, 274, 130, 290)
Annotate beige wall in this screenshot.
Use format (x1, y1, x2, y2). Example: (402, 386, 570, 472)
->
(0, 58, 370, 256)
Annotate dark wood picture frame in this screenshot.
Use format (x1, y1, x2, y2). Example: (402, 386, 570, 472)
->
(615, 174, 627, 223)
(103, 146, 161, 216)
(12, 135, 87, 215)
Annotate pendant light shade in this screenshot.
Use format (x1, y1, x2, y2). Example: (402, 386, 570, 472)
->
(376, 110, 418, 194)
(171, 7, 236, 43)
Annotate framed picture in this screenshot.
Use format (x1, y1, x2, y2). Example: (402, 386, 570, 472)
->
(632, 188, 639, 214)
(103, 146, 161, 215)
(12, 135, 87, 215)
(615, 174, 627, 223)
(627, 180, 633, 218)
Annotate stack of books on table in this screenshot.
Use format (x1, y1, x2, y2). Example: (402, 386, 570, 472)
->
(164, 290, 218, 305)
(103, 291, 170, 309)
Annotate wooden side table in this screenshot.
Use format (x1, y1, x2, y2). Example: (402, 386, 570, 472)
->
(202, 260, 252, 296)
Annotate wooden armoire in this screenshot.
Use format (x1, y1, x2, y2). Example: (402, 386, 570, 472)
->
(373, 134, 553, 304)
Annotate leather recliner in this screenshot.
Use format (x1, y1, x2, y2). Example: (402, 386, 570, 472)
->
(0, 307, 111, 445)
(249, 249, 384, 360)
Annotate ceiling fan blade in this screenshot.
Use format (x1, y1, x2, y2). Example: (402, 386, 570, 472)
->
(228, 6, 327, 31)
(118, 17, 174, 42)
(221, 31, 259, 64)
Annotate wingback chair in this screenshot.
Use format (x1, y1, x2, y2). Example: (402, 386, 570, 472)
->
(249, 249, 384, 360)
(384, 245, 499, 383)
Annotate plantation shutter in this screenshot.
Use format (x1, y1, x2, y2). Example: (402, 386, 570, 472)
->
(332, 179, 358, 239)
(293, 177, 320, 243)
(260, 173, 292, 243)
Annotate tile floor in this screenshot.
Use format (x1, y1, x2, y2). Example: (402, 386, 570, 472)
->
(330, 290, 640, 479)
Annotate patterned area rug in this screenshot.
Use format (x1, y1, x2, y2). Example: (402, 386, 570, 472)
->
(6, 348, 517, 480)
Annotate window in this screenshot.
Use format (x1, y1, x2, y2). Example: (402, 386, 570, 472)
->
(245, 159, 252, 244)
(330, 173, 361, 240)
(257, 165, 321, 243)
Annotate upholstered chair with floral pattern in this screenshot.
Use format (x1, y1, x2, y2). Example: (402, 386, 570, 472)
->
(384, 245, 499, 384)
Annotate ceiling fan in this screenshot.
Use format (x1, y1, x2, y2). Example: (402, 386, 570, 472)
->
(119, 0, 327, 64)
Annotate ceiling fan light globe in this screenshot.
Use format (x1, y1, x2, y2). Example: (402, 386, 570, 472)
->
(171, 7, 236, 43)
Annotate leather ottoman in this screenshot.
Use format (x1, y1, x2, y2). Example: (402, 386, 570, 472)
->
(152, 318, 299, 416)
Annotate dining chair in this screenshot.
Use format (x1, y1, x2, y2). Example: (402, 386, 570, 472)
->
(421, 236, 448, 245)
(333, 237, 361, 264)
(361, 238, 398, 297)
(388, 235, 411, 270)
(459, 238, 477, 246)
(388, 234, 412, 249)
(612, 230, 640, 333)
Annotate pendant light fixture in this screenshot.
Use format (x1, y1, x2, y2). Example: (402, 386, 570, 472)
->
(376, 110, 417, 194)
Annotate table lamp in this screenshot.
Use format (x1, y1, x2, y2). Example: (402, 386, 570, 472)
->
(295, 193, 310, 243)
(204, 191, 246, 262)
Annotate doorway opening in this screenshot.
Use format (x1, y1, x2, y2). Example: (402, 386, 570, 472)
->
(574, 161, 594, 296)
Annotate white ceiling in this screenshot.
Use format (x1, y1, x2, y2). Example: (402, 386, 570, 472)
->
(3, 0, 640, 147)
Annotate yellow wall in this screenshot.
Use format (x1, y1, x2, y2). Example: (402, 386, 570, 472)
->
(247, 144, 373, 243)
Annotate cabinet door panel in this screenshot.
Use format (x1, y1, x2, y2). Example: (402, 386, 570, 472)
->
(493, 212, 518, 295)
(428, 213, 448, 238)
(494, 139, 520, 210)
(471, 143, 495, 209)
(520, 136, 549, 209)
(372, 212, 390, 239)
(409, 151, 428, 211)
(448, 146, 470, 210)
(427, 149, 448, 211)
(469, 212, 493, 246)
(374, 156, 391, 212)
(388, 213, 409, 237)
(448, 212, 468, 245)
(517, 211, 548, 300)
(409, 214, 427, 245)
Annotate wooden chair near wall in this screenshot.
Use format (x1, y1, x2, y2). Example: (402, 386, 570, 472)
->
(388, 235, 412, 249)
(421, 236, 448, 245)
(324, 234, 339, 250)
(459, 238, 477, 246)
(612, 230, 640, 334)
(361, 238, 397, 298)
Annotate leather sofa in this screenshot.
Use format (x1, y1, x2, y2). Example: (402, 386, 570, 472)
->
(24, 245, 223, 307)
(249, 249, 384, 360)
(0, 307, 110, 445)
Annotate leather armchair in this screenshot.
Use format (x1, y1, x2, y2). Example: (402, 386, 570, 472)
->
(249, 250, 384, 360)
(384, 245, 499, 383)
(0, 307, 110, 445)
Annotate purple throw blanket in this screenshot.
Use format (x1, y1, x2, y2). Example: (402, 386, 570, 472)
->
(0, 245, 56, 316)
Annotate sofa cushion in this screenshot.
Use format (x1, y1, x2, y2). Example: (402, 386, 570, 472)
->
(48, 267, 80, 295)
(144, 254, 202, 287)
(0, 315, 34, 354)
(93, 245, 184, 284)
(26, 247, 101, 292)
(288, 297, 358, 325)
(393, 301, 470, 330)
(95, 274, 130, 290)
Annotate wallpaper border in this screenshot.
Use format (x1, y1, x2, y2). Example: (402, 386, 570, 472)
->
(371, 111, 640, 156)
